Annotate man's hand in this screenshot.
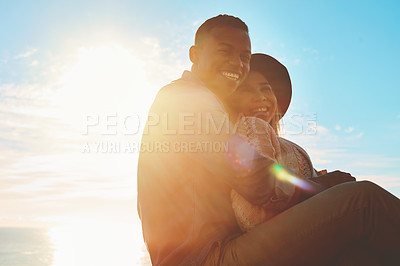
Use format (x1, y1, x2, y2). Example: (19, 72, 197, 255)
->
(310, 170, 356, 188)
(315, 169, 327, 176)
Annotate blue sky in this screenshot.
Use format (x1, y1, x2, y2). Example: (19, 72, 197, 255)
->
(0, 0, 399, 263)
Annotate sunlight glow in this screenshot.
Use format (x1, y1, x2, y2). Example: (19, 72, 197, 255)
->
(41, 44, 156, 266)
(52, 44, 156, 131)
(49, 220, 151, 266)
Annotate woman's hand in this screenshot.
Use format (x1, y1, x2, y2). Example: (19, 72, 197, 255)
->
(310, 170, 356, 188)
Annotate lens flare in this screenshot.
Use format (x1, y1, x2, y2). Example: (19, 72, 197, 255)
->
(272, 164, 314, 191)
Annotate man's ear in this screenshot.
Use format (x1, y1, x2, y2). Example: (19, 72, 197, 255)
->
(189, 45, 198, 64)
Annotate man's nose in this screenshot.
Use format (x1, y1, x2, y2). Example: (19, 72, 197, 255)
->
(229, 54, 243, 67)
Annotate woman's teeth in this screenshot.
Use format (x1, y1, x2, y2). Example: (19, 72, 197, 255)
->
(221, 71, 239, 81)
(253, 107, 268, 112)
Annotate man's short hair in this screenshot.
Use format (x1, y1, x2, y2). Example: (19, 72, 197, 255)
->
(195, 15, 249, 46)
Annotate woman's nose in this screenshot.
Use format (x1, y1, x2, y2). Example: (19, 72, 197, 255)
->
(254, 91, 267, 102)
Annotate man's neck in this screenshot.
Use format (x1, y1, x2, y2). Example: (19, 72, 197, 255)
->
(190, 69, 224, 99)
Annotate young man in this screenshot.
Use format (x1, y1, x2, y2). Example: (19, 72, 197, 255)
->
(138, 15, 400, 266)
(137, 15, 282, 265)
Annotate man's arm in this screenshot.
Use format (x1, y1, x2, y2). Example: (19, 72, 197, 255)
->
(152, 83, 278, 206)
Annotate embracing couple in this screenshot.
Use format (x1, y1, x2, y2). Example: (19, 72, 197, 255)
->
(137, 15, 400, 266)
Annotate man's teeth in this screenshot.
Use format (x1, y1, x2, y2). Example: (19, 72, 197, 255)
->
(222, 72, 239, 81)
(254, 108, 268, 112)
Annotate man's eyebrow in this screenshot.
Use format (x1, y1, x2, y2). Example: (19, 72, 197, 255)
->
(218, 42, 251, 54)
(218, 43, 233, 48)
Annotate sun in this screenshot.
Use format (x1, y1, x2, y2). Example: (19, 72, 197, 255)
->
(52, 44, 157, 131)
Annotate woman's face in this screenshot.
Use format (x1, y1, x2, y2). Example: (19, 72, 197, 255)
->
(227, 71, 278, 124)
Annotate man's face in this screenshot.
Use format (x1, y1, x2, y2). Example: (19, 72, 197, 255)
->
(191, 26, 251, 99)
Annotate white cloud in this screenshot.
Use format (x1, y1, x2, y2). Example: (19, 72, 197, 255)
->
(352, 156, 400, 168)
(302, 47, 319, 54)
(31, 60, 39, 66)
(335, 125, 341, 131)
(192, 20, 200, 26)
(141, 37, 161, 58)
(14, 48, 38, 59)
(344, 126, 354, 133)
(312, 158, 331, 164)
(315, 125, 331, 134)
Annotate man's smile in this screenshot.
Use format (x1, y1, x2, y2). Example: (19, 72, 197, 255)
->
(221, 71, 240, 81)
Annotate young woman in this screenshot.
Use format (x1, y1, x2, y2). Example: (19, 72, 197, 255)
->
(225, 53, 334, 231)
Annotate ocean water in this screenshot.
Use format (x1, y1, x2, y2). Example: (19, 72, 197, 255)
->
(0, 228, 53, 266)
(0, 226, 151, 266)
